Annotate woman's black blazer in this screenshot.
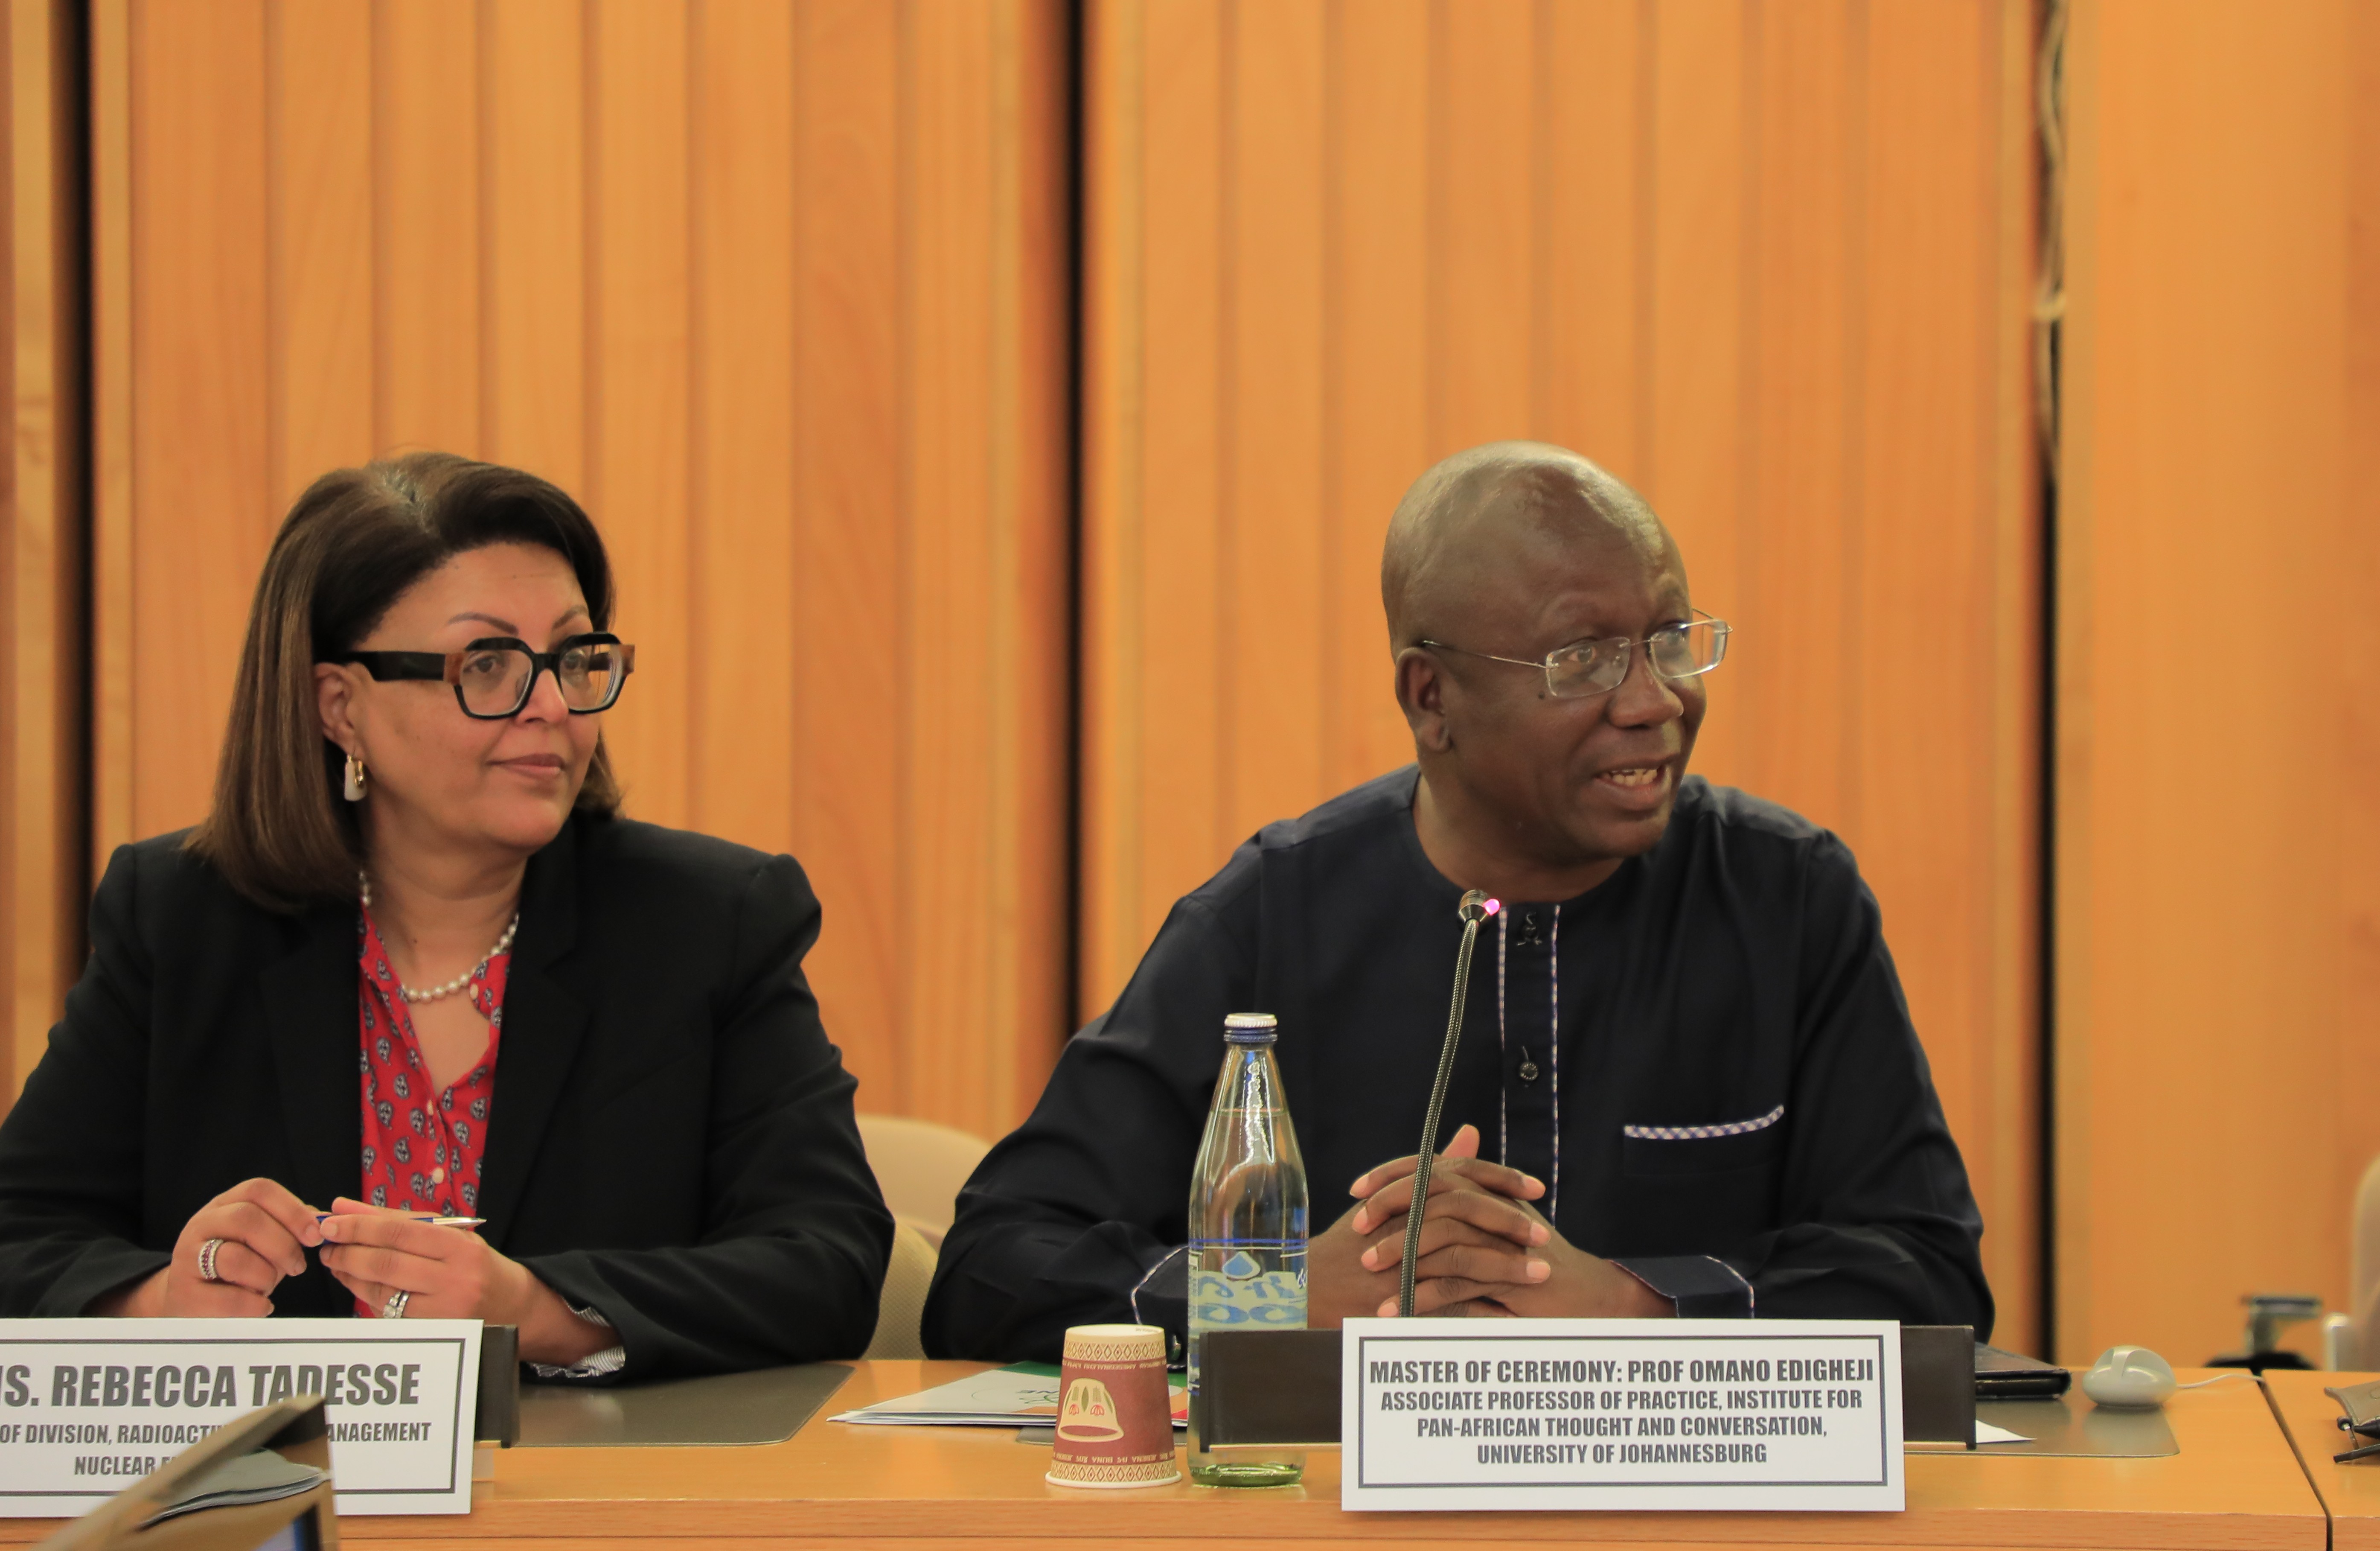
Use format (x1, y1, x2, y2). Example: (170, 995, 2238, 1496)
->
(0, 811, 893, 1379)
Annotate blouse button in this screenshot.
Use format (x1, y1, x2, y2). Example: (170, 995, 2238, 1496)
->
(431, 1166, 446, 1184)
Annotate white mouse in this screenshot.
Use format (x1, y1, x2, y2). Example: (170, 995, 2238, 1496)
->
(2081, 1346, 2178, 1408)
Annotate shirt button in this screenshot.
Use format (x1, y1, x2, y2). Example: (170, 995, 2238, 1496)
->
(431, 1166, 446, 1184)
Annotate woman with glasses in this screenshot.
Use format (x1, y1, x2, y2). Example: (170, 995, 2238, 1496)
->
(0, 453, 891, 1377)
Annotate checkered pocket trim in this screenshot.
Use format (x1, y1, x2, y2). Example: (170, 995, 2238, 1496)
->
(1622, 1104, 1785, 1142)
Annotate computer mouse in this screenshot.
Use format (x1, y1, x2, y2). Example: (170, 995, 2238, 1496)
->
(2081, 1346, 2177, 1408)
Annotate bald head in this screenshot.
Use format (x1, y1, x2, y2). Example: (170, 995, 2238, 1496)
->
(1381, 442, 1670, 650)
(1384, 442, 1706, 892)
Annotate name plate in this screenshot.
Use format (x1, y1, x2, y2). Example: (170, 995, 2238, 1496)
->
(1341, 1318, 1903, 1512)
(0, 1318, 483, 1516)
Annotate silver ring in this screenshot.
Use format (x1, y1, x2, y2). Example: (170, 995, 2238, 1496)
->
(196, 1238, 226, 1283)
(381, 1288, 410, 1321)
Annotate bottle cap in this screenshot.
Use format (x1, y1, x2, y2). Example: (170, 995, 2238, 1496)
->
(1222, 1012, 1278, 1044)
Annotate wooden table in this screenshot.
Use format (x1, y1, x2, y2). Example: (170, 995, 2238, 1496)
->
(2264, 1368, 2380, 1548)
(0, 1361, 2332, 1550)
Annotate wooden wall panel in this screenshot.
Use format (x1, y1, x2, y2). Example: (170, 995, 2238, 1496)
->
(687, 0, 794, 851)
(373, 0, 479, 458)
(0, 0, 83, 1103)
(1084, 0, 2042, 1350)
(89, 0, 1071, 1139)
(2056, 0, 2380, 1366)
(587, 0, 690, 825)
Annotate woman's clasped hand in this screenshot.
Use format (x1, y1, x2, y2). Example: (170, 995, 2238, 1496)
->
(317, 1199, 613, 1361)
(98, 1178, 326, 1318)
(100, 1181, 614, 1362)
(317, 1198, 500, 1318)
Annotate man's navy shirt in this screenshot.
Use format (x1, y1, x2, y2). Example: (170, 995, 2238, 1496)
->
(924, 768, 1991, 1361)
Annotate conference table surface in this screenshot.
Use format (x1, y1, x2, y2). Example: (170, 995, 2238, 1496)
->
(2265, 1368, 2380, 1549)
(0, 1360, 2333, 1550)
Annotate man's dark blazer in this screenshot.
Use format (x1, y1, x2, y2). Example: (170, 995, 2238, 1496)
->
(0, 811, 893, 1379)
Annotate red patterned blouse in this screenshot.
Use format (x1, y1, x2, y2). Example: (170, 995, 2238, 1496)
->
(357, 911, 507, 1220)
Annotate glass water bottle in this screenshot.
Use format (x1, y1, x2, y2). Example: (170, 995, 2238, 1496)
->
(1186, 1012, 1309, 1487)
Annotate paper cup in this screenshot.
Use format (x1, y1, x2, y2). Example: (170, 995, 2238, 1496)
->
(1045, 1324, 1181, 1488)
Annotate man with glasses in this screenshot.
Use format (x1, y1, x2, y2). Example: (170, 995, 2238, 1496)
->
(926, 442, 1990, 1361)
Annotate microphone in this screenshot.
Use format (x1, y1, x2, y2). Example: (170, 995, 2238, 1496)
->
(1397, 887, 1500, 1318)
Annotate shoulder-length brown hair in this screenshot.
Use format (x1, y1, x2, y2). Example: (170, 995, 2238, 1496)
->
(189, 452, 623, 911)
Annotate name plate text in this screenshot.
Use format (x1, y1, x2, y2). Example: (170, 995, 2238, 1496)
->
(1341, 1318, 1902, 1512)
(0, 1318, 483, 1516)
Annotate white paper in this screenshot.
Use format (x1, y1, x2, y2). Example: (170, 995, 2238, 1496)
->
(833, 1362, 1187, 1430)
(0, 1318, 482, 1516)
(1341, 1318, 1904, 1513)
(1973, 1420, 2028, 1444)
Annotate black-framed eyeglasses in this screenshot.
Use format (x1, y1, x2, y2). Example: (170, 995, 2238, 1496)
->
(1420, 613, 1730, 700)
(332, 633, 636, 720)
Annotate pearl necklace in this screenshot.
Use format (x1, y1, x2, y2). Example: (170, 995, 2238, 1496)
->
(359, 872, 521, 1005)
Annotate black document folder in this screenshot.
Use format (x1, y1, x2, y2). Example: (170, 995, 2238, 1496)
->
(1975, 1342, 2070, 1399)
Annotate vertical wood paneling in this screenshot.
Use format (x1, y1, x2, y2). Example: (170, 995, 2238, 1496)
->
(267, 0, 372, 504)
(1737, 0, 1852, 814)
(1084, 0, 2041, 1349)
(1123, 0, 1221, 909)
(1539, 0, 1641, 496)
(1641, 0, 1747, 766)
(0, 0, 84, 1102)
(126, 2, 273, 846)
(481, 0, 584, 490)
(1433, 0, 1532, 448)
(588, 0, 690, 828)
(908, 0, 1001, 1111)
(91, 0, 1071, 1139)
(2057, 0, 2372, 1365)
(1226, 1, 1326, 841)
(905, 0, 1068, 1125)
(1079, 0, 1144, 965)
(792, 0, 903, 1103)
(996, 0, 1071, 1130)
(373, 0, 479, 457)
(687, 0, 795, 857)
(2349, 0, 2380, 1365)
(1858, 0, 2039, 1344)
(1319, 0, 1426, 796)
(90, 0, 131, 871)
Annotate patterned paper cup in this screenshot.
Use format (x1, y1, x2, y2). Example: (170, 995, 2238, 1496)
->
(1045, 1324, 1181, 1488)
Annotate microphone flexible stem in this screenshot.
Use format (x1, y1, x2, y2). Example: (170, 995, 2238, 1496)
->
(1398, 898, 1490, 1318)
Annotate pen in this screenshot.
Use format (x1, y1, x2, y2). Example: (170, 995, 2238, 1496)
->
(314, 1213, 485, 1229)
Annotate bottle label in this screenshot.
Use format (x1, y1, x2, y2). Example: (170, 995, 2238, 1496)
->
(1188, 1246, 1307, 1329)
